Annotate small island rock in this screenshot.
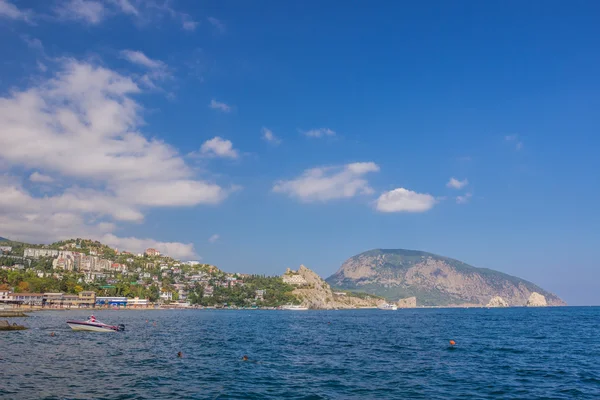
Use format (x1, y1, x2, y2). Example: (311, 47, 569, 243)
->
(397, 296, 417, 308)
(486, 296, 509, 307)
(526, 292, 548, 307)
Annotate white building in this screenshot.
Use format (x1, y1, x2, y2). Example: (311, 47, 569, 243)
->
(24, 248, 59, 258)
(127, 297, 149, 307)
(0, 289, 11, 301)
(160, 291, 173, 301)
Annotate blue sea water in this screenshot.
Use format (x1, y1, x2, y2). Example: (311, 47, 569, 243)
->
(1, 307, 599, 399)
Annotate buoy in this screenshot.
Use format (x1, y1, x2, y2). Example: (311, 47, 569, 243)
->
(449, 340, 456, 346)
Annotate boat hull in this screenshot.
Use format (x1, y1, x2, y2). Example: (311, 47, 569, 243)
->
(377, 304, 398, 310)
(67, 321, 120, 332)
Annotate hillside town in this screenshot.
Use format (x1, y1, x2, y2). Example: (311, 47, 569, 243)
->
(0, 238, 299, 309)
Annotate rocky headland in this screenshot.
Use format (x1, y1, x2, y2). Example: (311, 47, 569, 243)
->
(326, 249, 565, 307)
(288, 265, 383, 309)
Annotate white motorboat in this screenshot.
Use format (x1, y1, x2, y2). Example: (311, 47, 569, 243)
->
(281, 304, 309, 311)
(377, 303, 398, 310)
(66, 315, 125, 332)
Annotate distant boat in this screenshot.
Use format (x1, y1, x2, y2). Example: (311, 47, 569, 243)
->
(66, 315, 125, 332)
(281, 304, 309, 311)
(377, 303, 398, 311)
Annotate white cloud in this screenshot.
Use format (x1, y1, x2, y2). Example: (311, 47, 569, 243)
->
(182, 19, 198, 31)
(200, 137, 239, 159)
(54, 0, 197, 30)
(207, 16, 225, 33)
(302, 128, 336, 138)
(446, 177, 468, 189)
(120, 50, 164, 70)
(273, 162, 379, 202)
(262, 127, 281, 145)
(57, 0, 105, 24)
(208, 234, 219, 244)
(100, 234, 197, 260)
(0, 0, 31, 21)
(505, 134, 523, 151)
(209, 99, 231, 112)
(120, 50, 170, 88)
(456, 193, 473, 204)
(0, 59, 233, 254)
(375, 188, 436, 213)
(30, 172, 54, 183)
(111, 0, 138, 16)
(116, 180, 227, 206)
(21, 36, 43, 51)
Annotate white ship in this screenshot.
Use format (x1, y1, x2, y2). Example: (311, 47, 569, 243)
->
(281, 304, 309, 311)
(377, 303, 398, 311)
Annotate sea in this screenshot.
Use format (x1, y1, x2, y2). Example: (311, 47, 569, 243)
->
(1, 307, 599, 399)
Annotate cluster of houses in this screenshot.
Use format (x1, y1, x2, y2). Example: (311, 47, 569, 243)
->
(1, 243, 266, 307)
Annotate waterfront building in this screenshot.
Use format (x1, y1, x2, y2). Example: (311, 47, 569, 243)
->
(8, 293, 45, 306)
(96, 296, 128, 307)
(127, 297, 149, 308)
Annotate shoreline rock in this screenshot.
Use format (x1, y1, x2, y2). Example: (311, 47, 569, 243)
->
(0, 320, 27, 331)
(526, 292, 548, 307)
(397, 297, 417, 308)
(487, 296, 509, 307)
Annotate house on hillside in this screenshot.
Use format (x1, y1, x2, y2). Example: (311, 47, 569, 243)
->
(145, 248, 160, 257)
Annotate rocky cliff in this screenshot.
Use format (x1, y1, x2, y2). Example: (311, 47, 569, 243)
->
(487, 296, 509, 307)
(326, 249, 565, 307)
(291, 265, 382, 309)
(397, 296, 417, 308)
(526, 292, 548, 307)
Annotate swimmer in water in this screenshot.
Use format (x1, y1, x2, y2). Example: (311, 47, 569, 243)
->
(242, 355, 249, 361)
(177, 352, 183, 358)
(50, 332, 55, 337)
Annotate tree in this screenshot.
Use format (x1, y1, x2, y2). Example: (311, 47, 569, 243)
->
(17, 281, 30, 292)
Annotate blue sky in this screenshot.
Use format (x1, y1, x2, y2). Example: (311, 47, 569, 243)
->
(1, 1, 599, 305)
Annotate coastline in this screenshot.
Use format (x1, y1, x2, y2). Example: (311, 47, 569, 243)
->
(2, 304, 572, 314)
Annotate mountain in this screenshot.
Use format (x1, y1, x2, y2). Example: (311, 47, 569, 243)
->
(326, 249, 566, 307)
(0, 237, 8, 241)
